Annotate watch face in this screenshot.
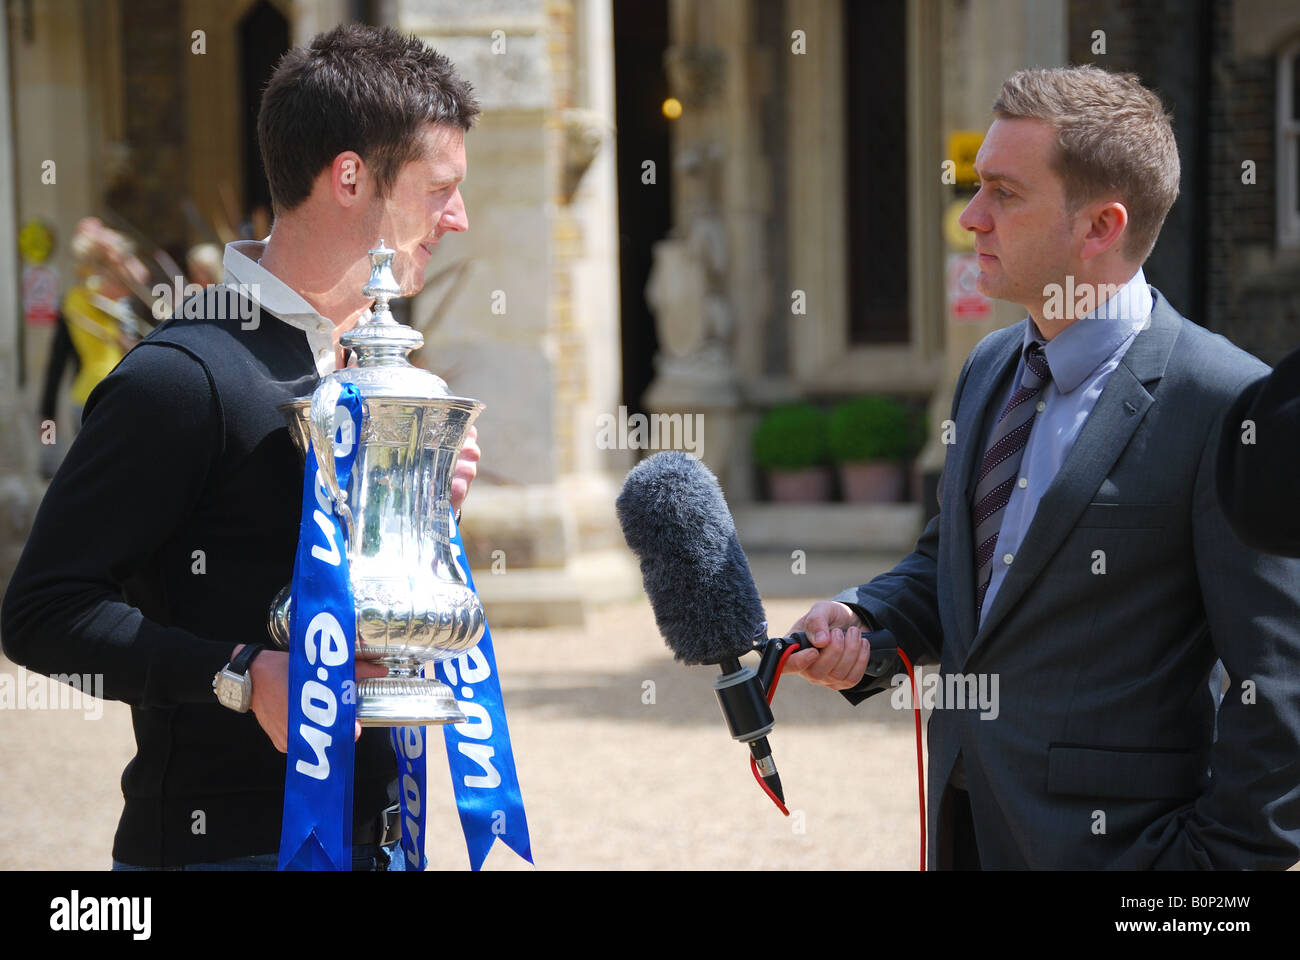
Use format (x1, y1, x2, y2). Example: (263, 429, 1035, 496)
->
(214, 670, 251, 712)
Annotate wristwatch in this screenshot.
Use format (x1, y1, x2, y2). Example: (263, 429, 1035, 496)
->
(212, 644, 266, 712)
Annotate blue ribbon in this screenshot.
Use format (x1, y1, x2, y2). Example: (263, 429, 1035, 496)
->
(278, 384, 364, 871)
(278, 384, 532, 871)
(432, 511, 534, 871)
(390, 710, 429, 871)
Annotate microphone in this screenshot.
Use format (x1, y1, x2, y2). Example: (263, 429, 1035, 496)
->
(614, 450, 765, 665)
(616, 451, 895, 807)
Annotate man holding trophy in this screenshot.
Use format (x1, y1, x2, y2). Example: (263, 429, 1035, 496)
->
(3, 24, 491, 870)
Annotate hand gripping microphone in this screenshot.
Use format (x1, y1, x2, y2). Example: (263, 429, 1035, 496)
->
(615, 451, 896, 810)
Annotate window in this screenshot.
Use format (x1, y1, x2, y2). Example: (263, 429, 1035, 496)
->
(786, 0, 942, 394)
(845, 0, 909, 344)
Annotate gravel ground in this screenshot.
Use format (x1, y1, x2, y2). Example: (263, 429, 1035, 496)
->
(0, 597, 927, 871)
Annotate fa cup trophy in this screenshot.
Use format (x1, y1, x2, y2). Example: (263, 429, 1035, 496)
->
(268, 240, 486, 726)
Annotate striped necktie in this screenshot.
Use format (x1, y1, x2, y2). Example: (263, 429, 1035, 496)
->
(973, 342, 1051, 622)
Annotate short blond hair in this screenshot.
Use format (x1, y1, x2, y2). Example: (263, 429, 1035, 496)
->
(69, 219, 135, 275)
(993, 65, 1179, 263)
(186, 243, 223, 283)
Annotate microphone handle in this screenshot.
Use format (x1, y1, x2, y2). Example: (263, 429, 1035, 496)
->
(755, 630, 900, 697)
(722, 629, 902, 811)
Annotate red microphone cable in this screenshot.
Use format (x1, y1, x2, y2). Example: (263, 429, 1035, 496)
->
(896, 647, 925, 870)
(752, 637, 926, 870)
(748, 641, 801, 816)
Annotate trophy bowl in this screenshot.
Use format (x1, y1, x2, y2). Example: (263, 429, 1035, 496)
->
(267, 240, 486, 726)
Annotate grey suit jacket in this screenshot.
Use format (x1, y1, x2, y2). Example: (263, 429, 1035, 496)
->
(840, 288, 1300, 869)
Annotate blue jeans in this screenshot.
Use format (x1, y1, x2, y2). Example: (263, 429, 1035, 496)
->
(112, 843, 406, 871)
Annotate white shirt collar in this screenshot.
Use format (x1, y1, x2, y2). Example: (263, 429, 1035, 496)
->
(221, 239, 339, 376)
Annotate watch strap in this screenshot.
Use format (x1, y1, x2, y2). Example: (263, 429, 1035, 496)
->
(227, 643, 266, 677)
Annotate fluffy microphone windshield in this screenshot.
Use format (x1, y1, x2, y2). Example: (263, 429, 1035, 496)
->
(616, 451, 767, 664)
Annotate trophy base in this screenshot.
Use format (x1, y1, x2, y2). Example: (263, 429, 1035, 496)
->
(356, 676, 466, 727)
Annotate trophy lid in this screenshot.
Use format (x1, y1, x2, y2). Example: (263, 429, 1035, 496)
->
(323, 239, 464, 403)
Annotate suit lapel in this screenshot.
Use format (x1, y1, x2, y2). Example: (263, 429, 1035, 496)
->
(966, 290, 1182, 661)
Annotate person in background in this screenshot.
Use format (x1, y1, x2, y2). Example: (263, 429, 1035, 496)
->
(61, 218, 149, 426)
(185, 243, 224, 287)
(37, 307, 79, 479)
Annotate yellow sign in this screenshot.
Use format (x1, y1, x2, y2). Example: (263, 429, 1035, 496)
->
(19, 219, 54, 265)
(947, 131, 983, 187)
(944, 199, 975, 251)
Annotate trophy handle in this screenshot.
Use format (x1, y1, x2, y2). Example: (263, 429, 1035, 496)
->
(267, 583, 292, 650)
(308, 379, 356, 542)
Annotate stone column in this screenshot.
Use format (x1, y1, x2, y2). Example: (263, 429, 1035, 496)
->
(641, 0, 756, 489)
(396, 0, 635, 624)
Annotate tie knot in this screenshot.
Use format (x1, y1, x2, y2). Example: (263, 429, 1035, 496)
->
(1022, 342, 1050, 389)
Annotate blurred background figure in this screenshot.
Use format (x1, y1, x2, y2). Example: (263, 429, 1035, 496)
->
(185, 242, 223, 286)
(60, 218, 150, 428)
(34, 222, 78, 480)
(36, 307, 78, 480)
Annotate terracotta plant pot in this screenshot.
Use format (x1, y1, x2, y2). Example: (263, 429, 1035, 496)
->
(766, 467, 833, 502)
(838, 461, 906, 502)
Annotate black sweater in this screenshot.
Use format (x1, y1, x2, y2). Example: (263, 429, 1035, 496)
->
(2, 287, 396, 867)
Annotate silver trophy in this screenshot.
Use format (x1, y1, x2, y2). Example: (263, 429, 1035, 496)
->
(268, 240, 486, 726)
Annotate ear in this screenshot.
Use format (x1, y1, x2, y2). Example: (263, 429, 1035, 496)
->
(329, 151, 368, 207)
(1078, 199, 1128, 262)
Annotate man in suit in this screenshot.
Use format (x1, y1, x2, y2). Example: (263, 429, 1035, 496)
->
(787, 65, 1300, 869)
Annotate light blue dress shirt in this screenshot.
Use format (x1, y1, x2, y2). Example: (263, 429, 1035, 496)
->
(977, 269, 1153, 627)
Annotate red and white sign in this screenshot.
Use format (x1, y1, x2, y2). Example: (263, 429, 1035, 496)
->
(946, 253, 991, 321)
(23, 264, 59, 326)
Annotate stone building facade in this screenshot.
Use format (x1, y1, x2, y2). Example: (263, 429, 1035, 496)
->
(3, 0, 1298, 608)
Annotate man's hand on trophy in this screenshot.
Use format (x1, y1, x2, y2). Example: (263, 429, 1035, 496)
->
(236, 646, 389, 752)
(246, 650, 291, 751)
(451, 425, 480, 515)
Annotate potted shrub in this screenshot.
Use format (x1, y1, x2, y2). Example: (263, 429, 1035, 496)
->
(753, 403, 832, 502)
(829, 395, 917, 502)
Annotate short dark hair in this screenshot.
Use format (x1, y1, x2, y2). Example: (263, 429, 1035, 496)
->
(993, 65, 1179, 263)
(258, 24, 480, 215)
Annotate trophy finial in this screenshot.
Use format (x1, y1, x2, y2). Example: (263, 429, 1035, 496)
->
(362, 239, 402, 325)
(343, 238, 425, 360)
